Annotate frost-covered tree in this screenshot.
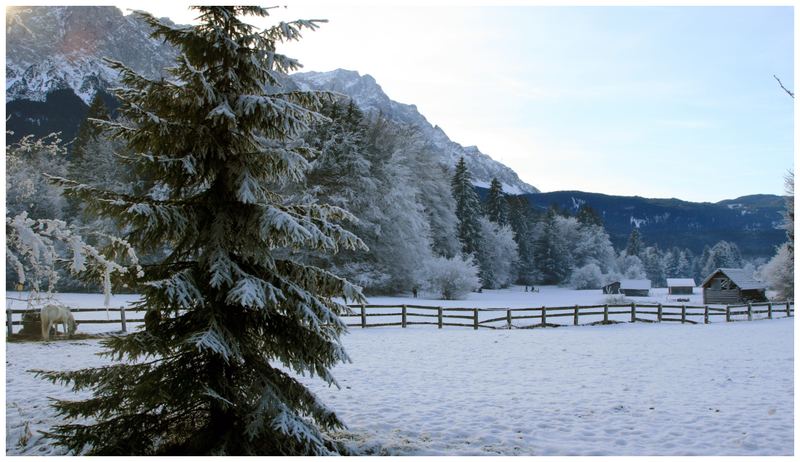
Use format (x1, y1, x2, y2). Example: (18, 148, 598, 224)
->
(760, 171, 794, 300)
(484, 177, 509, 226)
(507, 195, 536, 285)
(416, 254, 480, 300)
(476, 217, 518, 289)
(759, 242, 793, 300)
(6, 133, 68, 220)
(700, 240, 743, 277)
(7, 211, 140, 308)
(641, 246, 666, 287)
(576, 204, 603, 228)
(534, 208, 572, 285)
(625, 228, 643, 258)
(37, 7, 365, 455)
(451, 157, 483, 256)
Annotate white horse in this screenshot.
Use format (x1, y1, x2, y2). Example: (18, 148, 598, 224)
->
(40, 304, 77, 340)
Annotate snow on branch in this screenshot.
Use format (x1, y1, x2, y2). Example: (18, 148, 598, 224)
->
(6, 212, 142, 308)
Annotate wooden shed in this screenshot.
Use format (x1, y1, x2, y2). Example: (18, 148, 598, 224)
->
(667, 278, 695, 295)
(620, 279, 651, 297)
(602, 281, 621, 295)
(701, 268, 767, 305)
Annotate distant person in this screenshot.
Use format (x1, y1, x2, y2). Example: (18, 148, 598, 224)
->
(412, 286, 418, 298)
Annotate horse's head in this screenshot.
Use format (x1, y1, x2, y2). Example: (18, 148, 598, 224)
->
(67, 313, 77, 336)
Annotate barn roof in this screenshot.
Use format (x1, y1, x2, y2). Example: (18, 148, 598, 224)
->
(621, 279, 651, 290)
(667, 278, 695, 287)
(701, 268, 766, 291)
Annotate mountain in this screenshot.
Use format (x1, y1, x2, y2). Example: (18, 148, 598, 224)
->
(5, 6, 538, 194)
(516, 190, 786, 258)
(6, 6, 177, 103)
(291, 70, 539, 194)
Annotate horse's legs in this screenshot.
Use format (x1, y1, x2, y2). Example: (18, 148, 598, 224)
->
(41, 316, 49, 340)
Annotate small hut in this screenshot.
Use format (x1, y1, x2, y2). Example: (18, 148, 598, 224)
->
(667, 278, 695, 295)
(602, 281, 621, 295)
(701, 268, 767, 305)
(620, 279, 651, 297)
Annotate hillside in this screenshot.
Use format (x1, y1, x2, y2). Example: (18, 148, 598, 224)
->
(519, 190, 786, 257)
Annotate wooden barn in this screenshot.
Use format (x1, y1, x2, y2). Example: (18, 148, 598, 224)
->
(602, 281, 621, 295)
(701, 268, 767, 305)
(620, 279, 651, 297)
(667, 278, 695, 295)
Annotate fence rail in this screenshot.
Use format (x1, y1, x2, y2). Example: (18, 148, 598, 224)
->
(5, 300, 794, 336)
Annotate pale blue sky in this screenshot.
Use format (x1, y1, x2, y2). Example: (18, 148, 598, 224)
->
(121, 3, 794, 202)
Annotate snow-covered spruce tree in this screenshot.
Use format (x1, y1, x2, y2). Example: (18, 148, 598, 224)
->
(533, 207, 572, 285)
(625, 228, 643, 258)
(484, 177, 509, 226)
(451, 157, 483, 256)
(36, 7, 365, 455)
(507, 195, 537, 285)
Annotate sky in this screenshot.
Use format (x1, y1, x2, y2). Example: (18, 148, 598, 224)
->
(115, 2, 794, 203)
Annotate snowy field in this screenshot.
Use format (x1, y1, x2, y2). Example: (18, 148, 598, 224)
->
(5, 287, 794, 455)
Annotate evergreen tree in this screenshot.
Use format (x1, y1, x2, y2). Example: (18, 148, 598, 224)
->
(70, 94, 110, 161)
(38, 7, 365, 455)
(484, 177, 509, 226)
(534, 208, 571, 285)
(451, 157, 482, 256)
(625, 228, 643, 257)
(507, 196, 536, 285)
(576, 204, 603, 228)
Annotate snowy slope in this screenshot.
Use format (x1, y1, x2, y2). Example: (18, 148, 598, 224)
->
(6, 6, 177, 103)
(291, 69, 539, 194)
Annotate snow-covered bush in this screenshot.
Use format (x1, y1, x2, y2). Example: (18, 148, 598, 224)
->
(418, 254, 480, 300)
(569, 263, 604, 289)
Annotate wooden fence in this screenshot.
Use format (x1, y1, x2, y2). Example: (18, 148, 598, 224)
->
(6, 306, 144, 336)
(337, 301, 794, 330)
(6, 301, 794, 336)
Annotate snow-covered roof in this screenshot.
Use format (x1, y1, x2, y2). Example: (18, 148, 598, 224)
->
(701, 268, 765, 291)
(621, 279, 651, 290)
(667, 278, 695, 287)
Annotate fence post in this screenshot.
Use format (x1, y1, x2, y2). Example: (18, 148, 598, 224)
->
(747, 303, 752, 322)
(473, 308, 479, 330)
(120, 305, 127, 333)
(630, 302, 636, 323)
(402, 305, 407, 328)
(506, 309, 512, 329)
(541, 306, 547, 326)
(657, 303, 662, 322)
(704, 305, 709, 324)
(726, 305, 731, 322)
(573, 305, 579, 326)
(361, 304, 367, 328)
(6, 309, 12, 336)
(787, 301, 792, 318)
(438, 307, 443, 329)
(768, 302, 773, 319)
(680, 304, 686, 324)
(603, 304, 609, 323)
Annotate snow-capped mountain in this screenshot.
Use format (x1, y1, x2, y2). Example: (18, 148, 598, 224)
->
(6, 6, 538, 194)
(291, 70, 539, 194)
(6, 6, 177, 103)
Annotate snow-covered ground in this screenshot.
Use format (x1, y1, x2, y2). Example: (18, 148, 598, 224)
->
(5, 288, 794, 455)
